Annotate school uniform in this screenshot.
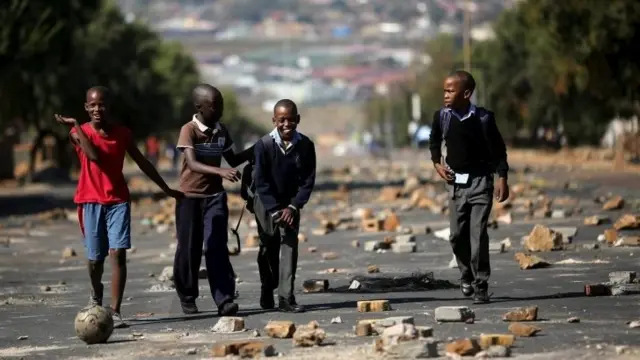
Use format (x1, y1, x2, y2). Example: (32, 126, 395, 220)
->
(174, 116, 235, 310)
(428, 105, 509, 293)
(253, 128, 316, 310)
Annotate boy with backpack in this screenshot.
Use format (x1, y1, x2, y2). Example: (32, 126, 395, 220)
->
(428, 71, 510, 304)
(242, 99, 316, 313)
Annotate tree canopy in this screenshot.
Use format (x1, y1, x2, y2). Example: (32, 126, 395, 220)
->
(364, 0, 640, 146)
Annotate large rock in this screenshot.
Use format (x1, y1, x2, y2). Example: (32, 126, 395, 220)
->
(524, 225, 562, 252)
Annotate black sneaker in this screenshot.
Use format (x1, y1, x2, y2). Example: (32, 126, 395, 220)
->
(88, 283, 103, 307)
(473, 287, 491, 304)
(460, 282, 474, 297)
(219, 301, 239, 316)
(181, 302, 199, 315)
(260, 288, 275, 310)
(278, 299, 305, 313)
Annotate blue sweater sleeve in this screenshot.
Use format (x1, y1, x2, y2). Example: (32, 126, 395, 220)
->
(254, 140, 280, 213)
(290, 141, 316, 210)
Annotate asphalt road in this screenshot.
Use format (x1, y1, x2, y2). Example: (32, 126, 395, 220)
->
(0, 168, 640, 359)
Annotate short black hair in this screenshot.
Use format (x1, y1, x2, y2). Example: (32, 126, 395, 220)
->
(86, 86, 111, 101)
(192, 83, 222, 105)
(273, 98, 298, 114)
(450, 70, 476, 92)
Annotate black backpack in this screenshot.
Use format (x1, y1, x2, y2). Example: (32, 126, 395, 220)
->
(240, 135, 274, 214)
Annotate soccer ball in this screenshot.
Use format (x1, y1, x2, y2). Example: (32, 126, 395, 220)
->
(74, 305, 114, 344)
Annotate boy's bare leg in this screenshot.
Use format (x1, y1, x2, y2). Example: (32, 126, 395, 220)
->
(109, 249, 127, 314)
(88, 260, 104, 305)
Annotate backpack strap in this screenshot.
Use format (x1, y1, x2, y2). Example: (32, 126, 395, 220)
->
(439, 107, 452, 141)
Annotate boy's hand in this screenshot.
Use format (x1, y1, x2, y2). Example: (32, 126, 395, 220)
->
(218, 168, 240, 182)
(494, 177, 510, 203)
(164, 188, 183, 199)
(54, 114, 77, 127)
(276, 208, 295, 227)
(434, 163, 454, 182)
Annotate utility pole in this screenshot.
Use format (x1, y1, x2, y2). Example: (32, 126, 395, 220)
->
(462, 0, 471, 72)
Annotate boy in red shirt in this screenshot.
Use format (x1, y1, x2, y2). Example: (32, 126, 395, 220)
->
(55, 86, 181, 327)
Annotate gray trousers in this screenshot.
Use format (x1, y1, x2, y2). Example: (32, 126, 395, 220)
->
(257, 221, 299, 301)
(449, 173, 493, 286)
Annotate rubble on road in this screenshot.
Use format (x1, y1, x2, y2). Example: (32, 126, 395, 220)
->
(293, 323, 326, 347)
(503, 306, 538, 322)
(211, 340, 276, 358)
(514, 252, 551, 270)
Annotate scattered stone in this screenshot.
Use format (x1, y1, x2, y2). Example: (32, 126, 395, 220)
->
(435, 306, 475, 323)
(307, 246, 317, 253)
(614, 236, 640, 247)
(185, 348, 197, 355)
(293, 325, 326, 347)
(351, 240, 360, 248)
(582, 243, 599, 250)
(489, 242, 506, 254)
(17, 335, 28, 340)
(312, 228, 329, 236)
(613, 214, 640, 230)
(551, 227, 578, 243)
(609, 271, 636, 285)
(434, 228, 450, 241)
(479, 334, 515, 349)
(391, 242, 416, 253)
(604, 228, 618, 244)
(297, 233, 307, 242)
(502, 306, 538, 321)
(395, 234, 416, 243)
(379, 187, 402, 202)
(514, 252, 551, 270)
(367, 265, 380, 274)
(508, 323, 541, 337)
(330, 316, 342, 324)
(551, 209, 568, 219)
(524, 225, 562, 252)
(307, 320, 320, 329)
(385, 338, 439, 359)
(602, 196, 624, 210)
(211, 317, 245, 333)
(322, 252, 338, 260)
(355, 322, 373, 336)
(628, 320, 640, 328)
(211, 340, 276, 358)
(264, 320, 296, 339)
(40, 285, 51, 292)
(362, 218, 383, 232)
(584, 215, 609, 226)
(357, 300, 391, 312)
(416, 326, 434, 338)
(380, 323, 418, 346)
(497, 212, 512, 225)
(158, 266, 174, 282)
(302, 279, 329, 293)
(445, 339, 481, 356)
(475, 345, 511, 358)
(383, 212, 401, 232)
(567, 317, 580, 323)
(62, 246, 77, 258)
(584, 284, 611, 296)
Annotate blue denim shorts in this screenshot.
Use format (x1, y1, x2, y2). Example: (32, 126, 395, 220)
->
(79, 202, 131, 261)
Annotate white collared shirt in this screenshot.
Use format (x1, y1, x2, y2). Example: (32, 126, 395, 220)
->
(445, 104, 477, 122)
(269, 128, 302, 154)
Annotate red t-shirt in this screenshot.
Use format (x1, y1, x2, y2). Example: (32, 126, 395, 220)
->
(71, 123, 132, 204)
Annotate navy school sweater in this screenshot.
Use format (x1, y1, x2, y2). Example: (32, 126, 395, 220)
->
(253, 133, 316, 213)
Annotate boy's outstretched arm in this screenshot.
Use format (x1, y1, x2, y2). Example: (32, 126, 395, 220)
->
(289, 142, 316, 211)
(55, 114, 99, 162)
(223, 145, 255, 168)
(254, 140, 280, 213)
(126, 142, 182, 198)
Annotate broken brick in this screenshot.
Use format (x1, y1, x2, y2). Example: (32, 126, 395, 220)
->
(615, 236, 640, 247)
(264, 320, 296, 339)
(613, 214, 640, 230)
(584, 284, 611, 296)
(311, 228, 329, 236)
(435, 306, 475, 322)
(293, 326, 326, 347)
(362, 218, 383, 232)
(302, 279, 329, 293)
(351, 240, 360, 248)
(602, 196, 624, 210)
(383, 212, 401, 232)
(391, 242, 416, 253)
(355, 322, 373, 336)
(211, 317, 245, 333)
(357, 300, 391, 312)
(497, 212, 512, 225)
(322, 252, 338, 260)
(378, 187, 402, 202)
(62, 246, 77, 258)
(604, 228, 618, 244)
(502, 306, 538, 322)
(380, 323, 418, 346)
(444, 339, 481, 356)
(524, 225, 562, 252)
(508, 323, 541, 337)
(211, 340, 275, 358)
(367, 265, 380, 274)
(479, 334, 516, 349)
(297, 233, 307, 242)
(514, 252, 551, 270)
(584, 215, 609, 226)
